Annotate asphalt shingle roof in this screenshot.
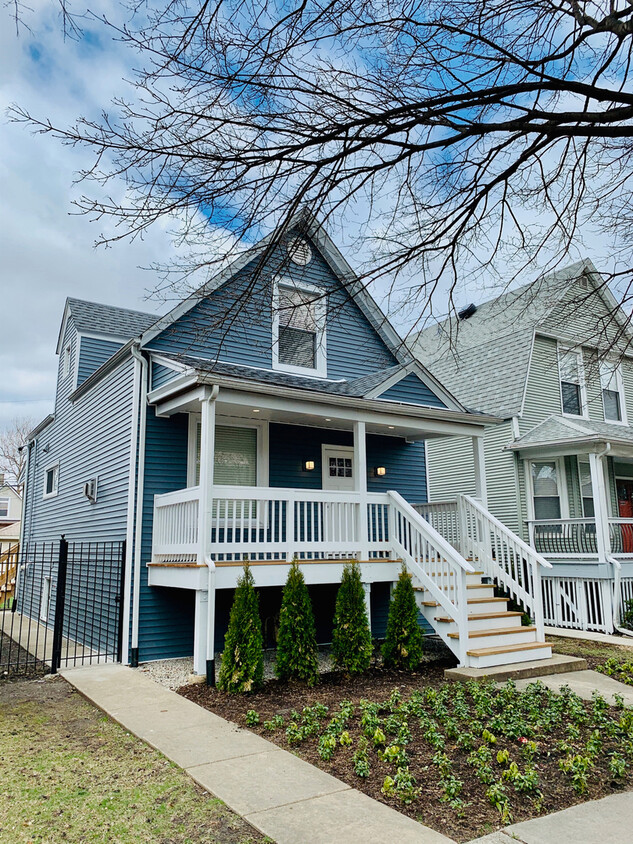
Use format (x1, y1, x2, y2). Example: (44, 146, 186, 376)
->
(67, 298, 159, 339)
(164, 353, 406, 398)
(508, 414, 633, 449)
(411, 261, 592, 418)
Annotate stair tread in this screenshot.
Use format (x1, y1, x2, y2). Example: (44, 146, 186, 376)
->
(419, 596, 507, 607)
(414, 584, 491, 592)
(467, 642, 551, 657)
(447, 626, 536, 640)
(434, 611, 522, 623)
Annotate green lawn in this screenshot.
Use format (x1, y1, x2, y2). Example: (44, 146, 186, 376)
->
(0, 677, 271, 844)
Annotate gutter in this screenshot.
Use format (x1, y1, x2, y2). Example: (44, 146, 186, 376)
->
(130, 346, 149, 667)
(26, 414, 55, 443)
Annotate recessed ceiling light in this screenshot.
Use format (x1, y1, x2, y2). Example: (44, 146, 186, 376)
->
(388, 426, 395, 429)
(252, 409, 260, 413)
(325, 418, 331, 422)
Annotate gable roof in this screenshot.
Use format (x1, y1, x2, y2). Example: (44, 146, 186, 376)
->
(412, 259, 631, 418)
(56, 298, 160, 354)
(507, 414, 633, 451)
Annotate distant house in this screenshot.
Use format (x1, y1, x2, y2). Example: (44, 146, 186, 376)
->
(413, 259, 633, 634)
(20, 214, 555, 674)
(0, 478, 21, 552)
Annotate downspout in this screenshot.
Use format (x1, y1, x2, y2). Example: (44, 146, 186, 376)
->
(595, 443, 632, 636)
(121, 349, 143, 664)
(130, 345, 149, 667)
(14, 441, 34, 613)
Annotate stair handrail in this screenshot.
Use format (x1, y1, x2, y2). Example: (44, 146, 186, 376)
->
(458, 494, 551, 640)
(388, 491, 474, 666)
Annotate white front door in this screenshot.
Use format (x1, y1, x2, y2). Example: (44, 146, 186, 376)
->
(322, 445, 355, 491)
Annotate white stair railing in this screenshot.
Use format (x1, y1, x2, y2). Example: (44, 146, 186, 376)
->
(388, 491, 474, 666)
(458, 494, 552, 639)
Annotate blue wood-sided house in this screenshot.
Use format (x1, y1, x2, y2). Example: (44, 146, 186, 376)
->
(21, 216, 555, 675)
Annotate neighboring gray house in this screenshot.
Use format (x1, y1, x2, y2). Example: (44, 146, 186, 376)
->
(413, 259, 633, 634)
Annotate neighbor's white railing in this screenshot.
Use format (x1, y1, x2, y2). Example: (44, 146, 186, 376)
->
(413, 500, 460, 549)
(389, 491, 474, 666)
(460, 494, 551, 639)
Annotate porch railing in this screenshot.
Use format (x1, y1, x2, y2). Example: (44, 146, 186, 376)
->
(459, 495, 551, 638)
(525, 517, 633, 558)
(412, 500, 460, 549)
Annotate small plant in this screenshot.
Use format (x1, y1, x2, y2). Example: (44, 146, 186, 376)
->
(597, 657, 633, 687)
(559, 754, 592, 794)
(339, 730, 353, 746)
(276, 559, 320, 685)
(263, 714, 285, 731)
(496, 749, 510, 766)
(381, 767, 420, 805)
(439, 773, 463, 802)
(609, 753, 628, 779)
(353, 737, 371, 778)
(382, 567, 424, 670)
(217, 564, 264, 694)
(245, 709, 260, 726)
(331, 561, 373, 674)
(318, 733, 338, 760)
(373, 727, 387, 747)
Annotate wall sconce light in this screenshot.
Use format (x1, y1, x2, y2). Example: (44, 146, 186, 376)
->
(303, 460, 315, 471)
(374, 466, 386, 477)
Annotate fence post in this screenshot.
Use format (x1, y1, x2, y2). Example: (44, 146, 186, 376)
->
(116, 541, 127, 663)
(51, 536, 69, 674)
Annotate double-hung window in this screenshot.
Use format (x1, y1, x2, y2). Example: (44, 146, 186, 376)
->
(44, 464, 59, 499)
(578, 459, 595, 518)
(194, 423, 258, 487)
(0, 499, 8, 519)
(273, 281, 326, 375)
(531, 461, 561, 520)
(558, 347, 585, 417)
(600, 360, 625, 423)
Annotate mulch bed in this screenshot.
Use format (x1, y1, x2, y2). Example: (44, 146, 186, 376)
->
(180, 648, 633, 842)
(0, 631, 49, 680)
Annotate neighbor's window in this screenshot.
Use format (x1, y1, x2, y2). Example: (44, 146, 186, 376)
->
(531, 461, 561, 520)
(559, 347, 585, 416)
(273, 282, 325, 374)
(0, 499, 8, 518)
(600, 360, 624, 422)
(44, 464, 59, 499)
(578, 459, 595, 518)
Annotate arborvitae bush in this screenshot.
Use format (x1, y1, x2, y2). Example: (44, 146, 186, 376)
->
(276, 559, 319, 685)
(382, 567, 424, 670)
(331, 560, 372, 674)
(217, 563, 264, 693)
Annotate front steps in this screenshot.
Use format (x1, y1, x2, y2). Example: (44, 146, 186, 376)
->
(414, 571, 552, 668)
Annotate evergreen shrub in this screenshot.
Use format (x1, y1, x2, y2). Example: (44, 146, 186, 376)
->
(217, 563, 264, 693)
(276, 559, 319, 685)
(382, 566, 424, 670)
(331, 560, 372, 674)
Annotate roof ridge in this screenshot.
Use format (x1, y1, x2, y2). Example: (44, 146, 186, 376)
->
(67, 297, 158, 319)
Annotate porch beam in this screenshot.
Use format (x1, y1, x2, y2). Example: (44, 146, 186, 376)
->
(472, 435, 488, 506)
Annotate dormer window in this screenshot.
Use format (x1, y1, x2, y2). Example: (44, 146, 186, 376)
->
(272, 280, 326, 376)
(600, 359, 626, 423)
(558, 346, 586, 417)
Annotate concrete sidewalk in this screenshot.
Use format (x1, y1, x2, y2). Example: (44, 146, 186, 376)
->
(60, 663, 452, 844)
(513, 667, 633, 706)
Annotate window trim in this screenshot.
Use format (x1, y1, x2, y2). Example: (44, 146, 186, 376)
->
(526, 457, 569, 521)
(43, 462, 59, 500)
(557, 344, 588, 419)
(272, 277, 327, 377)
(600, 359, 628, 425)
(187, 414, 269, 488)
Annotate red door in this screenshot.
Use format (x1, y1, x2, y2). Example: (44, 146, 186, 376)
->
(617, 480, 633, 552)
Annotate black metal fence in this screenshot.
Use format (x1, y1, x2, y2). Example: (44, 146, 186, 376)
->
(0, 537, 126, 678)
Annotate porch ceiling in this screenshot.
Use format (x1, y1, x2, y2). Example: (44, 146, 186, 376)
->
(148, 373, 496, 440)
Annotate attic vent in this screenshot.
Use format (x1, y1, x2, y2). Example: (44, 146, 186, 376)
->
(287, 236, 312, 266)
(579, 276, 589, 289)
(458, 303, 477, 321)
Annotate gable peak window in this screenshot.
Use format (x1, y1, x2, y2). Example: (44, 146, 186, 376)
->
(273, 281, 326, 375)
(558, 346, 585, 417)
(600, 359, 625, 422)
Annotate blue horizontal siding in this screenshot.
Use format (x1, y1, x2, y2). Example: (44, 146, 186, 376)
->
(77, 337, 122, 386)
(268, 423, 427, 504)
(145, 232, 398, 381)
(137, 408, 193, 662)
(152, 362, 180, 390)
(379, 373, 446, 409)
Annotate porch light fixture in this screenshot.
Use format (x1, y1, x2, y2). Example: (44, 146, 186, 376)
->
(374, 466, 387, 477)
(303, 460, 315, 471)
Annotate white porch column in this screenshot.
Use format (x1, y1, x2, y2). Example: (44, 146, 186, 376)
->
(193, 589, 209, 676)
(589, 451, 611, 563)
(472, 435, 488, 506)
(362, 582, 372, 633)
(354, 421, 369, 559)
(195, 387, 217, 678)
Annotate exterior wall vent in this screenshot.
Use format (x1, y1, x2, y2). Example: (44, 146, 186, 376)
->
(458, 303, 477, 321)
(83, 478, 98, 503)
